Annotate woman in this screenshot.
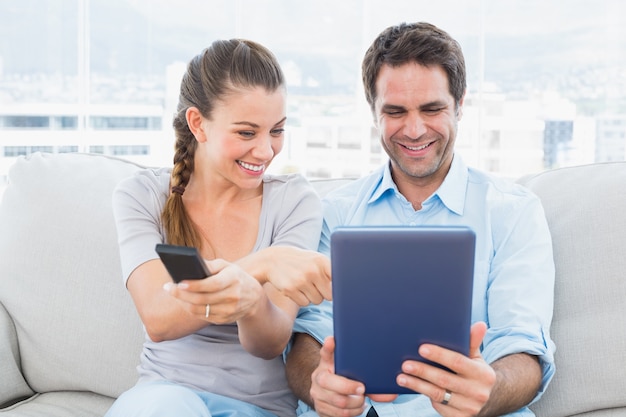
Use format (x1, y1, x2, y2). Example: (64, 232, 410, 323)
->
(106, 39, 330, 417)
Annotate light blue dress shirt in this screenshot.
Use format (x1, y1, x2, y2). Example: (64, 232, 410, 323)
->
(293, 155, 556, 417)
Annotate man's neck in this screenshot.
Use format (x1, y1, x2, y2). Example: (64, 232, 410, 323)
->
(390, 159, 453, 211)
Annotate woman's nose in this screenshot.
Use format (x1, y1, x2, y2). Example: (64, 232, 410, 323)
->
(252, 134, 275, 161)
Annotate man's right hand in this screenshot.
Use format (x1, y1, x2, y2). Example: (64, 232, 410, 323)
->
(310, 336, 368, 417)
(309, 336, 397, 417)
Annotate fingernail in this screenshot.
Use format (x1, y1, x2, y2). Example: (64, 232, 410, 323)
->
(163, 283, 173, 291)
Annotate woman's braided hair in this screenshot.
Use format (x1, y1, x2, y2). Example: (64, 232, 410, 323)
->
(162, 39, 285, 248)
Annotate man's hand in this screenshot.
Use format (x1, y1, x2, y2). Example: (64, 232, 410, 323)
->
(396, 322, 495, 416)
(291, 323, 542, 417)
(309, 336, 369, 417)
(308, 325, 491, 417)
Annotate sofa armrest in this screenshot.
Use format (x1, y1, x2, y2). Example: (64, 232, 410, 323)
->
(0, 301, 34, 408)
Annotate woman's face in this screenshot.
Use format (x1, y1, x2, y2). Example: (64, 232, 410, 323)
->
(194, 86, 286, 188)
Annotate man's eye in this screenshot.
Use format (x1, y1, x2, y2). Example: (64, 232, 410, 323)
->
(424, 108, 444, 114)
(385, 110, 404, 117)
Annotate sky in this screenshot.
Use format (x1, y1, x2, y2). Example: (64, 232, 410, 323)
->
(1, 0, 625, 106)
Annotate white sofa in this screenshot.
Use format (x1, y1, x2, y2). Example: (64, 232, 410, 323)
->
(0, 152, 625, 416)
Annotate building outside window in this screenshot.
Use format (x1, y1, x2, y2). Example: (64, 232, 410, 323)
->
(1, 0, 625, 195)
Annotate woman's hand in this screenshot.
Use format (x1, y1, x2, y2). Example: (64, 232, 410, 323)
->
(238, 246, 332, 306)
(164, 258, 297, 358)
(163, 258, 264, 324)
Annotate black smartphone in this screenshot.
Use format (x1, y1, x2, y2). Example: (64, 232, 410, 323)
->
(155, 244, 212, 283)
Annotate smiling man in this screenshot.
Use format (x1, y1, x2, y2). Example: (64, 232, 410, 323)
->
(286, 22, 556, 417)
(375, 61, 460, 210)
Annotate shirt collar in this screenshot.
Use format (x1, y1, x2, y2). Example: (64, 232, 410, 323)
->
(367, 155, 469, 215)
(435, 155, 468, 215)
(368, 163, 396, 204)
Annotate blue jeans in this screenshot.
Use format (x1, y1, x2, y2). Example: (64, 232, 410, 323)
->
(105, 381, 278, 417)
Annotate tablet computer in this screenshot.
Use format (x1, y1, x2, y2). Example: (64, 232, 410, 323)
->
(330, 226, 475, 394)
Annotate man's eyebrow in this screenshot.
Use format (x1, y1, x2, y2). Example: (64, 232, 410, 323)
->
(420, 100, 449, 109)
(381, 101, 449, 111)
(381, 104, 406, 111)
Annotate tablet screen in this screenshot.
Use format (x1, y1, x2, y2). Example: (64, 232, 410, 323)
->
(331, 226, 475, 394)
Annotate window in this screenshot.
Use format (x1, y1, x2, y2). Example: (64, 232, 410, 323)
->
(58, 146, 79, 153)
(544, 120, 574, 169)
(109, 145, 150, 156)
(1, 0, 625, 187)
(53, 116, 79, 129)
(337, 126, 362, 150)
(306, 126, 333, 149)
(1, 116, 50, 129)
(90, 116, 161, 130)
(4, 146, 54, 157)
(4, 147, 29, 157)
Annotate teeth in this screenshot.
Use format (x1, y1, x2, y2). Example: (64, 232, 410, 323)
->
(238, 161, 264, 172)
(405, 143, 430, 151)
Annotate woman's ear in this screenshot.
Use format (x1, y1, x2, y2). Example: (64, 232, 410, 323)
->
(186, 107, 206, 142)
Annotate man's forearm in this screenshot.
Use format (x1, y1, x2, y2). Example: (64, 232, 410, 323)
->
(286, 332, 322, 407)
(478, 353, 542, 417)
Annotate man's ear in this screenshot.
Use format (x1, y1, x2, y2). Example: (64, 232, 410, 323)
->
(186, 107, 206, 142)
(456, 90, 466, 120)
(371, 107, 379, 130)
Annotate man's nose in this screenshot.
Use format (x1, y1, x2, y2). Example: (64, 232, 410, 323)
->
(403, 112, 427, 139)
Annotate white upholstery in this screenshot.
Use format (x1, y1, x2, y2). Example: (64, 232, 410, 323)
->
(0, 153, 624, 416)
(0, 153, 145, 415)
(520, 163, 626, 417)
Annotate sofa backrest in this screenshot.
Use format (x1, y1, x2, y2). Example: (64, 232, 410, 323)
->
(0, 153, 356, 401)
(2, 153, 625, 416)
(0, 152, 145, 398)
(520, 162, 626, 417)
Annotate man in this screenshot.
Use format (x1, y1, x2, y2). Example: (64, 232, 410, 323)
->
(286, 22, 555, 417)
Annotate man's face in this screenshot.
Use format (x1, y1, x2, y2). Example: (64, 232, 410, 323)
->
(373, 62, 463, 188)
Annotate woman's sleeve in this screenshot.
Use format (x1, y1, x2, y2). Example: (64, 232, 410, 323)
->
(111, 171, 165, 285)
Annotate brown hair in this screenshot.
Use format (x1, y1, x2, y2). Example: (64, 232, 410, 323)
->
(162, 39, 285, 248)
(362, 22, 466, 112)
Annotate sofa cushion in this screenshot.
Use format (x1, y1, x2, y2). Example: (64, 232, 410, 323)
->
(0, 153, 145, 399)
(0, 303, 34, 407)
(0, 391, 113, 417)
(520, 162, 626, 417)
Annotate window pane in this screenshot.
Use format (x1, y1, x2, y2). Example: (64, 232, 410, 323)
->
(1, 0, 625, 196)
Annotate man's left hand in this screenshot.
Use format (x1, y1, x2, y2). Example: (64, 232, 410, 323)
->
(396, 321, 496, 416)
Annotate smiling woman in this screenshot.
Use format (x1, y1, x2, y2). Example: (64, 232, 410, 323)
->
(105, 39, 333, 417)
(0, 0, 625, 190)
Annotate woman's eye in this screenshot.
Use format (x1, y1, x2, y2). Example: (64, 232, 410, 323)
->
(239, 131, 255, 138)
(270, 128, 285, 136)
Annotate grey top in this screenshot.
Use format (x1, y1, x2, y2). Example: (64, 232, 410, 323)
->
(112, 167, 323, 417)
